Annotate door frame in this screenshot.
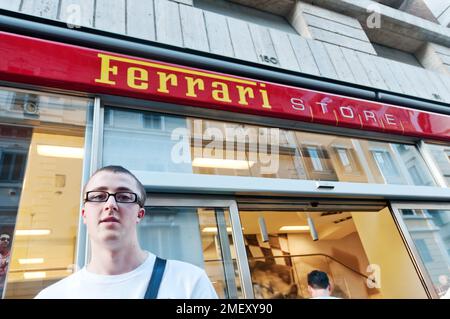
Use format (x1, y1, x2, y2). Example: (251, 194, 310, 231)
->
(145, 194, 254, 298)
(390, 201, 450, 299)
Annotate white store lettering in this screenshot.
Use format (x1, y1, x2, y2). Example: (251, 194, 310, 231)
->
(363, 110, 377, 123)
(385, 113, 396, 125)
(316, 102, 328, 113)
(340, 106, 354, 119)
(291, 98, 305, 111)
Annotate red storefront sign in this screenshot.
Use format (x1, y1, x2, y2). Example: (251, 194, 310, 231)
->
(0, 31, 449, 141)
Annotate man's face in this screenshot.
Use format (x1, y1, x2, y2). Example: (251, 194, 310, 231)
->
(0, 235, 10, 249)
(82, 171, 145, 249)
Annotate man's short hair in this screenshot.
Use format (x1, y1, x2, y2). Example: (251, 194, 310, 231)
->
(307, 270, 330, 290)
(84, 165, 146, 207)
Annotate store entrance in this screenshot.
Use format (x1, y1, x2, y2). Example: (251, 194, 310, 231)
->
(237, 197, 387, 299)
(142, 194, 430, 299)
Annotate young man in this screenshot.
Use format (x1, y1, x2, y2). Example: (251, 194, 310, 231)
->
(36, 166, 218, 299)
(307, 270, 340, 299)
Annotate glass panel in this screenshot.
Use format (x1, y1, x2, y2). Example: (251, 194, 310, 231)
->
(0, 87, 92, 299)
(238, 208, 383, 299)
(398, 209, 450, 297)
(103, 108, 193, 173)
(102, 107, 436, 187)
(139, 206, 242, 298)
(337, 148, 351, 170)
(426, 143, 450, 187)
(307, 147, 323, 171)
(357, 141, 436, 186)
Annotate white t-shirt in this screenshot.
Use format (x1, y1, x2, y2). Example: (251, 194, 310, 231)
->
(441, 288, 450, 299)
(35, 252, 218, 299)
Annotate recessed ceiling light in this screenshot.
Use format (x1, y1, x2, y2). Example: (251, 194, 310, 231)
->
(18, 258, 44, 264)
(192, 158, 254, 169)
(23, 271, 46, 280)
(15, 229, 51, 236)
(279, 225, 310, 231)
(37, 145, 84, 159)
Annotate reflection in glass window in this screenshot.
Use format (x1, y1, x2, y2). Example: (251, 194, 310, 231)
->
(103, 108, 193, 174)
(140, 207, 242, 298)
(426, 143, 450, 187)
(299, 144, 338, 181)
(394, 144, 435, 186)
(0, 152, 27, 182)
(399, 209, 450, 297)
(337, 148, 351, 169)
(306, 147, 323, 171)
(333, 146, 363, 177)
(0, 87, 92, 299)
(143, 114, 163, 130)
(414, 239, 433, 263)
(372, 150, 401, 184)
(102, 108, 436, 187)
(401, 209, 415, 216)
(408, 165, 424, 185)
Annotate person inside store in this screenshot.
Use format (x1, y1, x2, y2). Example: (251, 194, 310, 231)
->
(0, 232, 11, 297)
(35, 165, 218, 299)
(307, 270, 340, 299)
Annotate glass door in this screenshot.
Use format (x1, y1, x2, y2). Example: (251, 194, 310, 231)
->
(391, 202, 450, 298)
(141, 195, 253, 298)
(237, 197, 388, 299)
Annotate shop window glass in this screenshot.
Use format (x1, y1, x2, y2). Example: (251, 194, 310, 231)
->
(0, 87, 92, 299)
(401, 209, 415, 216)
(359, 141, 435, 186)
(143, 114, 163, 130)
(399, 209, 450, 298)
(337, 148, 350, 169)
(408, 165, 424, 185)
(414, 239, 433, 263)
(0, 152, 26, 182)
(103, 108, 193, 174)
(426, 143, 450, 187)
(102, 107, 436, 187)
(307, 147, 323, 171)
(299, 144, 337, 181)
(371, 150, 401, 184)
(139, 206, 242, 298)
(394, 144, 435, 186)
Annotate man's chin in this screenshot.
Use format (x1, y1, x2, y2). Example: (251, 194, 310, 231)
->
(96, 232, 122, 245)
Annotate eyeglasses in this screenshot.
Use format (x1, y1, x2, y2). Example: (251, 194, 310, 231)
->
(0, 237, 10, 242)
(85, 191, 140, 205)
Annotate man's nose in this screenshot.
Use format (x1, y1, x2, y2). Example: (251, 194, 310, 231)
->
(104, 194, 118, 210)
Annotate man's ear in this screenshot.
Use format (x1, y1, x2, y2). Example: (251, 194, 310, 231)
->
(137, 208, 145, 223)
(81, 208, 87, 224)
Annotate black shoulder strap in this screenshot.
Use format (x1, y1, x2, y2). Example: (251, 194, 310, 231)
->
(144, 257, 167, 299)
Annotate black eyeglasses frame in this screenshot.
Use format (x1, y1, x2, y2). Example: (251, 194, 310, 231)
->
(84, 191, 141, 206)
